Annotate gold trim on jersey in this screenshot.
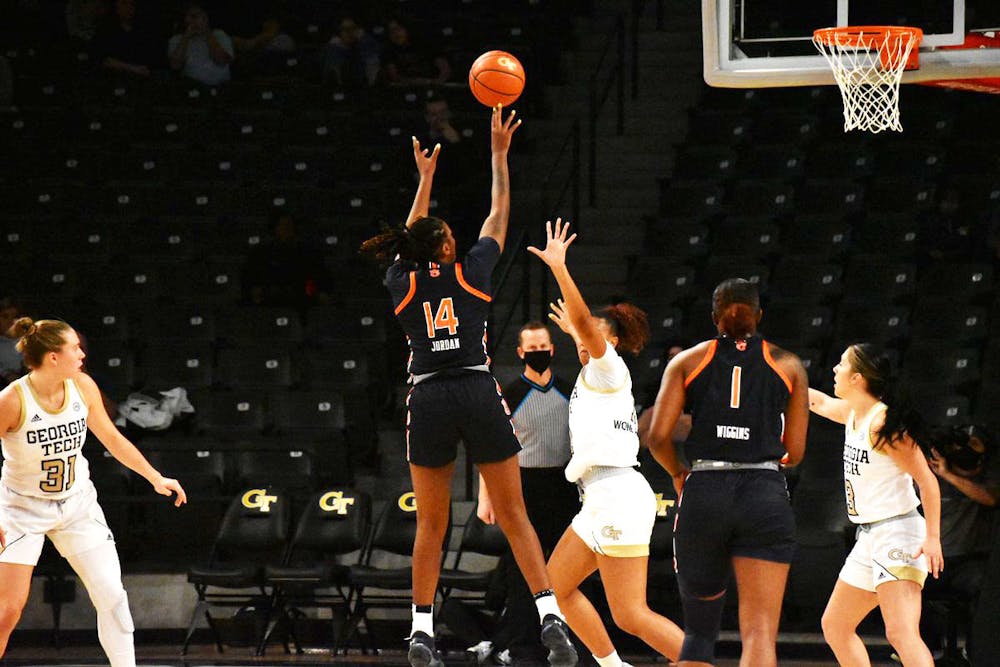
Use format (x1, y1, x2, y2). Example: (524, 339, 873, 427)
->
(578, 369, 626, 394)
(599, 543, 649, 558)
(12, 383, 26, 431)
(23, 377, 71, 415)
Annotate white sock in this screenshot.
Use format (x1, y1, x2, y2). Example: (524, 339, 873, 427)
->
(534, 590, 563, 621)
(411, 604, 434, 638)
(594, 650, 623, 667)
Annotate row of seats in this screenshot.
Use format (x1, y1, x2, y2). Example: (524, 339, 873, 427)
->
(3, 104, 492, 155)
(629, 254, 995, 311)
(658, 175, 999, 220)
(88, 345, 387, 396)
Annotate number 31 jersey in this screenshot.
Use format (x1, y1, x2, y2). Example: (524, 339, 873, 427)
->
(2, 376, 91, 500)
(387, 237, 499, 376)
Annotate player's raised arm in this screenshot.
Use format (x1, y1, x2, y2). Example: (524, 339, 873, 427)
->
(405, 137, 441, 228)
(478, 104, 521, 252)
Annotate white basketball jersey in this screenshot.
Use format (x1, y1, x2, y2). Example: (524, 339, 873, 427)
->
(2, 376, 91, 500)
(565, 346, 640, 483)
(843, 402, 920, 524)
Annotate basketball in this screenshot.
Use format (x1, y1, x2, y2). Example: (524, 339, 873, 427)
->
(468, 50, 525, 107)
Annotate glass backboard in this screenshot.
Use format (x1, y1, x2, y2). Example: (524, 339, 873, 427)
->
(704, 0, 1000, 87)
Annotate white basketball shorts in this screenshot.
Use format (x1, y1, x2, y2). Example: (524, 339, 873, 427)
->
(839, 510, 928, 593)
(571, 469, 656, 558)
(0, 480, 115, 566)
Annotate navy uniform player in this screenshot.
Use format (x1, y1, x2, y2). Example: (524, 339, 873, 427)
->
(0, 318, 187, 666)
(643, 278, 809, 667)
(359, 105, 576, 667)
(809, 344, 943, 667)
(529, 218, 684, 666)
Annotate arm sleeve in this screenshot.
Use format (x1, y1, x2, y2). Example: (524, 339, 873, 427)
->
(582, 345, 628, 390)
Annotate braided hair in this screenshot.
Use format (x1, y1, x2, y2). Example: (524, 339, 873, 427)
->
(359, 216, 448, 265)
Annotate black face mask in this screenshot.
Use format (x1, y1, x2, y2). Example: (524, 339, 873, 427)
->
(522, 350, 552, 374)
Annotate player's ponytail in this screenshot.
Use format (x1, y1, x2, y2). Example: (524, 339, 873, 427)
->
(598, 302, 650, 356)
(360, 216, 448, 265)
(712, 278, 761, 339)
(849, 343, 928, 452)
(12, 317, 73, 369)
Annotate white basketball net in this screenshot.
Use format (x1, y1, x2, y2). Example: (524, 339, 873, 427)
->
(813, 28, 921, 133)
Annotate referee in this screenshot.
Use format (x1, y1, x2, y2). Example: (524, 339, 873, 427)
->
(480, 321, 579, 664)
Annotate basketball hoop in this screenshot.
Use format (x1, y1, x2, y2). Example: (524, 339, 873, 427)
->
(813, 26, 924, 133)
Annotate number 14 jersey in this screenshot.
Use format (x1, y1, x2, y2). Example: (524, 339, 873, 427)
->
(387, 237, 499, 377)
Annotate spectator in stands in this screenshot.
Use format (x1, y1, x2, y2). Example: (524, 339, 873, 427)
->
(242, 213, 331, 309)
(0, 298, 24, 387)
(228, 2, 296, 75)
(479, 320, 581, 666)
(923, 424, 999, 656)
(92, 0, 162, 78)
(167, 2, 234, 86)
(66, 0, 109, 42)
(918, 186, 980, 262)
(380, 16, 452, 85)
(322, 15, 380, 88)
(419, 95, 484, 239)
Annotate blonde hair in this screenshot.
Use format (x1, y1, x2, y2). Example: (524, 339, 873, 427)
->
(10, 317, 73, 369)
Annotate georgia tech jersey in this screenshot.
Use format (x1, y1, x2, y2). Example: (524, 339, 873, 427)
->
(387, 238, 499, 376)
(1, 376, 91, 500)
(843, 402, 920, 524)
(684, 335, 791, 464)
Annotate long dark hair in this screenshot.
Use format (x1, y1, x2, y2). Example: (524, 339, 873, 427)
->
(359, 216, 447, 265)
(712, 278, 760, 339)
(849, 343, 927, 451)
(597, 303, 649, 356)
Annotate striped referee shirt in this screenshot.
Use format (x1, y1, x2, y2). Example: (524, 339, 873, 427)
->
(503, 374, 573, 469)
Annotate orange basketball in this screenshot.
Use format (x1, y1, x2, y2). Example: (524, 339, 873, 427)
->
(468, 50, 525, 107)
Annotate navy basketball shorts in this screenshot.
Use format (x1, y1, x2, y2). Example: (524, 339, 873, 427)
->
(405, 370, 521, 468)
(673, 469, 796, 596)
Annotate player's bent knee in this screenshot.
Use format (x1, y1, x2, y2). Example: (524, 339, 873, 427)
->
(678, 587, 725, 664)
(106, 592, 134, 634)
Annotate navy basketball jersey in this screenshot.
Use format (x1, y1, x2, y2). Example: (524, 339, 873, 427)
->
(684, 335, 791, 463)
(387, 237, 499, 376)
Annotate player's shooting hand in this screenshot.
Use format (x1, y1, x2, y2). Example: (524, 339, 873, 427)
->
(411, 136, 440, 178)
(915, 536, 944, 578)
(153, 476, 188, 507)
(490, 103, 521, 155)
(527, 218, 576, 268)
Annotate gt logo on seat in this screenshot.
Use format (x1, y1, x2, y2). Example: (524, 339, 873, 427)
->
(655, 493, 675, 517)
(319, 491, 355, 514)
(398, 491, 417, 512)
(242, 489, 278, 512)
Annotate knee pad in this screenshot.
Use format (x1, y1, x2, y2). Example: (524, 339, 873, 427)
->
(105, 592, 134, 634)
(678, 586, 726, 664)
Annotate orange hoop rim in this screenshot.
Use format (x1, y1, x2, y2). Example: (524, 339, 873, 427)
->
(813, 25, 924, 49)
